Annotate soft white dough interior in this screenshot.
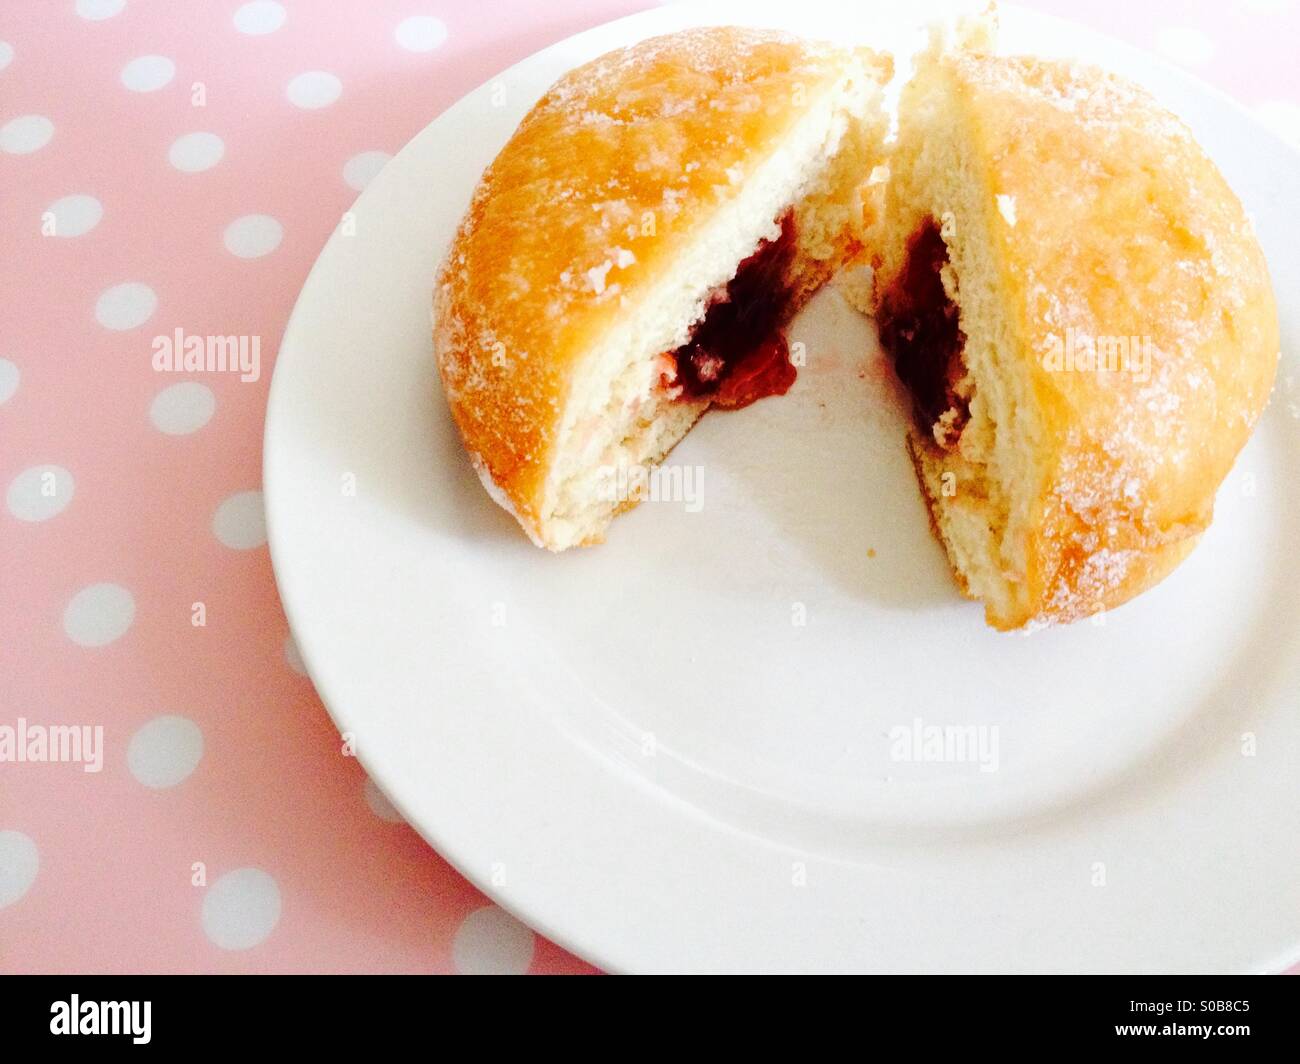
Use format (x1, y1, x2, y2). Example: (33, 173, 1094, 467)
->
(886, 68, 1041, 623)
(537, 67, 878, 550)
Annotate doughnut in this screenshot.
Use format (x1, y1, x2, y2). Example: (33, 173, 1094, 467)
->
(434, 21, 1279, 629)
(870, 29, 1278, 628)
(434, 27, 892, 549)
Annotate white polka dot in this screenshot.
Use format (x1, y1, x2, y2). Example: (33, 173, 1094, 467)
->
(43, 194, 102, 237)
(342, 150, 391, 191)
(202, 868, 281, 950)
(95, 282, 156, 330)
(150, 381, 215, 435)
(7, 464, 74, 522)
(395, 15, 448, 53)
(127, 715, 203, 788)
(233, 1, 286, 34)
(0, 42, 13, 71)
(168, 131, 225, 172)
(453, 905, 536, 974)
(1256, 100, 1300, 149)
(0, 831, 38, 910)
(223, 214, 282, 259)
(63, 583, 135, 647)
(364, 777, 405, 823)
(286, 71, 341, 109)
(76, 0, 125, 20)
(0, 115, 53, 154)
(213, 490, 266, 549)
(284, 632, 307, 675)
(1156, 27, 1214, 67)
(120, 54, 175, 92)
(0, 359, 18, 405)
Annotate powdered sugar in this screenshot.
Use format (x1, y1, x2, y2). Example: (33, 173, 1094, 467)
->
(585, 260, 613, 295)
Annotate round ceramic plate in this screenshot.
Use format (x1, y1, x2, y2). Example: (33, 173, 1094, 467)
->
(265, 0, 1300, 972)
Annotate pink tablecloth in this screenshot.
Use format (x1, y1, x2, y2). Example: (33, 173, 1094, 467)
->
(2, 0, 1296, 974)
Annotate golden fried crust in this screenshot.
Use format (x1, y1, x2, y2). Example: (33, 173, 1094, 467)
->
(959, 54, 1277, 626)
(434, 28, 890, 533)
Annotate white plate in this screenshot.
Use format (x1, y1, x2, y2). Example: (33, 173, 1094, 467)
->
(265, 0, 1300, 972)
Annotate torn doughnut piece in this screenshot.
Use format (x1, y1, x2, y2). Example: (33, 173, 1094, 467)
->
(870, 35, 1278, 629)
(435, 27, 893, 550)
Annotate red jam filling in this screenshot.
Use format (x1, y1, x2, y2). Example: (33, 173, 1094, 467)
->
(666, 212, 798, 410)
(876, 220, 970, 446)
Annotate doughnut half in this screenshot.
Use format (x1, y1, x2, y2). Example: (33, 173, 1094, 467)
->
(436, 28, 891, 549)
(872, 43, 1279, 629)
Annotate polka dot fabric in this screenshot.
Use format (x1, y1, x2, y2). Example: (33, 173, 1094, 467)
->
(0, 0, 649, 976)
(0, 0, 1295, 975)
